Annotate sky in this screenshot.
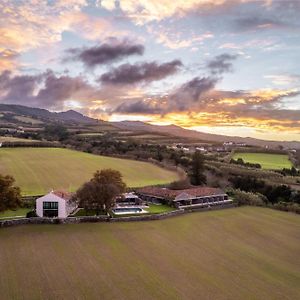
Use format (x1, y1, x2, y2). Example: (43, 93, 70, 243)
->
(0, 0, 300, 141)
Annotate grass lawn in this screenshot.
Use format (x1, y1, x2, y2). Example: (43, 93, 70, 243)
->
(73, 209, 107, 217)
(0, 148, 179, 196)
(0, 208, 31, 219)
(0, 207, 299, 299)
(232, 152, 293, 170)
(144, 204, 175, 214)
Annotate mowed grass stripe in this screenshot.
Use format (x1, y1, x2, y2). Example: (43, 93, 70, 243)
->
(0, 148, 179, 195)
(232, 152, 293, 170)
(0, 207, 299, 300)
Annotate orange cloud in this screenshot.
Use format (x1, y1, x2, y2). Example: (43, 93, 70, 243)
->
(0, 1, 124, 55)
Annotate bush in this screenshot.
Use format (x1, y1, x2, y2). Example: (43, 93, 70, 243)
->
(168, 179, 191, 190)
(26, 210, 38, 218)
(272, 202, 300, 214)
(227, 188, 266, 206)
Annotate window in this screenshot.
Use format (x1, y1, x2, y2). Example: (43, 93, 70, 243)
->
(43, 202, 58, 209)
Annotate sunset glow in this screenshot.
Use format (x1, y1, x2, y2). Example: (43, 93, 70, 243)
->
(0, 0, 299, 140)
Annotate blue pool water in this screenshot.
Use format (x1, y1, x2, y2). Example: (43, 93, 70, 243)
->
(112, 207, 143, 214)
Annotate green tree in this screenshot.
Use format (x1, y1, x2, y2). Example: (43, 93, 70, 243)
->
(44, 124, 69, 141)
(0, 174, 22, 212)
(189, 150, 206, 185)
(74, 169, 126, 214)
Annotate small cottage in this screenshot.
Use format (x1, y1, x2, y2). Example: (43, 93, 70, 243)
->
(36, 191, 77, 218)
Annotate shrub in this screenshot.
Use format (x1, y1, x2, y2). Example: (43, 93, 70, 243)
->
(272, 202, 300, 214)
(26, 210, 38, 218)
(168, 179, 191, 190)
(227, 188, 266, 206)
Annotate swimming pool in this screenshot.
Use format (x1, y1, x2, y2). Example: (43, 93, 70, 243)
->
(112, 207, 146, 215)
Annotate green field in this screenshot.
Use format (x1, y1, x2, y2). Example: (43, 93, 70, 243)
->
(0, 208, 31, 219)
(0, 148, 179, 196)
(233, 152, 293, 170)
(0, 136, 41, 143)
(0, 207, 299, 299)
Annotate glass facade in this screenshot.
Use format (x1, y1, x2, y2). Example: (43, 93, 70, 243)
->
(43, 201, 59, 217)
(43, 202, 58, 209)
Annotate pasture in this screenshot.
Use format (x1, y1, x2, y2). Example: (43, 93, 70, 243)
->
(0, 148, 179, 196)
(0, 207, 299, 299)
(0, 136, 41, 143)
(232, 152, 293, 170)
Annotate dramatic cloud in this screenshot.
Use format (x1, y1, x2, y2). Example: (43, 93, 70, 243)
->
(0, 70, 96, 109)
(115, 76, 218, 114)
(100, 60, 182, 85)
(0, 0, 123, 54)
(172, 76, 217, 103)
(0, 0, 299, 139)
(207, 53, 238, 75)
(116, 99, 164, 114)
(65, 39, 144, 68)
(114, 74, 299, 124)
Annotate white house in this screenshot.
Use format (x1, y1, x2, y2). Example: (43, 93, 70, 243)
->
(36, 191, 77, 218)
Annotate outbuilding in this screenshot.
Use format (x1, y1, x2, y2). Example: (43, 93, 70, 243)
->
(136, 186, 231, 208)
(36, 191, 77, 218)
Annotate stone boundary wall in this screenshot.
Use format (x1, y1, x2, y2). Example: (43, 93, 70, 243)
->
(0, 204, 235, 228)
(184, 203, 236, 213)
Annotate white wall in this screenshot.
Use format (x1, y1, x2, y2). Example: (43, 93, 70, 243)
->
(36, 192, 68, 218)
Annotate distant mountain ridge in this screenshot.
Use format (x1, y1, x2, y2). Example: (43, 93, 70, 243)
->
(113, 121, 300, 149)
(0, 104, 97, 124)
(1, 103, 300, 148)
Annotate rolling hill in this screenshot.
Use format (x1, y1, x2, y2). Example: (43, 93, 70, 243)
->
(0, 104, 97, 124)
(1, 103, 300, 148)
(0, 147, 180, 195)
(113, 120, 300, 149)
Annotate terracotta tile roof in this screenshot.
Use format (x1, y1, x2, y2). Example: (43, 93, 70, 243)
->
(52, 190, 73, 201)
(136, 186, 225, 200)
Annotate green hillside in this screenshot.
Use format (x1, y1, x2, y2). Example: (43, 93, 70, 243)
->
(0, 148, 179, 195)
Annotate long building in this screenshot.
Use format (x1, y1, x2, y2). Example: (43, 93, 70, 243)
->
(136, 186, 231, 209)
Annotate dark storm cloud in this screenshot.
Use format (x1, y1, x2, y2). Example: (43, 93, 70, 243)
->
(116, 99, 163, 114)
(0, 70, 96, 109)
(64, 39, 144, 68)
(0, 70, 43, 103)
(99, 60, 182, 85)
(206, 54, 238, 75)
(35, 70, 93, 107)
(115, 76, 218, 114)
(172, 76, 218, 102)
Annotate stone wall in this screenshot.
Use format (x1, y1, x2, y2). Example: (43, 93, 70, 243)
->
(0, 204, 235, 228)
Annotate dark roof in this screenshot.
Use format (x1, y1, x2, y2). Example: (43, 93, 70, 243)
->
(136, 186, 225, 200)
